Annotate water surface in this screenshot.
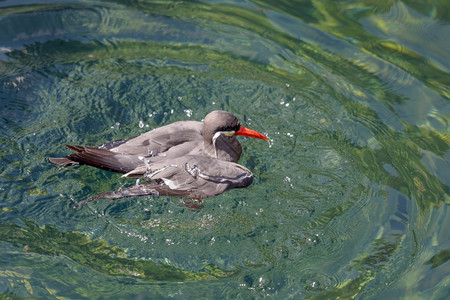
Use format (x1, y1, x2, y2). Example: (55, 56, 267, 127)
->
(0, 0, 449, 299)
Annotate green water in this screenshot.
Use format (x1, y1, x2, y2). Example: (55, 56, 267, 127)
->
(0, 0, 449, 299)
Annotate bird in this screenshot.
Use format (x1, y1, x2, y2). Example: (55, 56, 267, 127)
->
(49, 110, 269, 208)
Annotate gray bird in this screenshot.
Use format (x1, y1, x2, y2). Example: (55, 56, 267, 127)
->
(49, 110, 268, 208)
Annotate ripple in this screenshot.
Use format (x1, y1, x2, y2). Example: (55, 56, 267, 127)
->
(0, 0, 447, 298)
(61, 7, 103, 35)
(299, 271, 342, 293)
(424, 108, 450, 143)
(361, 1, 450, 72)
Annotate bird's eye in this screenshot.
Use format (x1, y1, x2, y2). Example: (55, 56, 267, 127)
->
(218, 124, 239, 133)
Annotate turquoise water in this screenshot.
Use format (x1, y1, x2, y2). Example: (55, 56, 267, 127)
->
(0, 0, 449, 299)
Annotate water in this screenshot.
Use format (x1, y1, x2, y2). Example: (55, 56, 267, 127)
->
(0, 0, 449, 299)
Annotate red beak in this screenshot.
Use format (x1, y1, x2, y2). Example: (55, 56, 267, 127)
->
(234, 126, 269, 141)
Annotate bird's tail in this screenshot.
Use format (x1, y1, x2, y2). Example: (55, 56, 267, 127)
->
(48, 157, 79, 166)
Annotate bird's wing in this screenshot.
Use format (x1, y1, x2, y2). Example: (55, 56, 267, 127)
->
(143, 155, 254, 198)
(73, 184, 191, 208)
(109, 121, 203, 156)
(49, 121, 204, 172)
(58, 145, 144, 174)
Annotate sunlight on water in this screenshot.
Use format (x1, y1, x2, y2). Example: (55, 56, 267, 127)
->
(0, 0, 449, 299)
